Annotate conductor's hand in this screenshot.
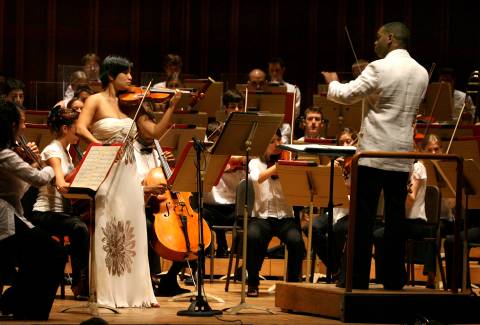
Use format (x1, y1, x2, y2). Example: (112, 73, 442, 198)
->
(321, 71, 339, 84)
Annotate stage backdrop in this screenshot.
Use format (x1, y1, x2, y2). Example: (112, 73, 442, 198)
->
(0, 0, 478, 110)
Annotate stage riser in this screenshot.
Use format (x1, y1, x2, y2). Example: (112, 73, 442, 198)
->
(276, 283, 480, 323)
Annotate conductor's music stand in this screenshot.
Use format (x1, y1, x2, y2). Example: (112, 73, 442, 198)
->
(279, 143, 356, 282)
(276, 162, 350, 283)
(213, 112, 284, 315)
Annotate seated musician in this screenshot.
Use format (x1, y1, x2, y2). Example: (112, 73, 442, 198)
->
(203, 89, 245, 257)
(153, 54, 184, 89)
(423, 134, 455, 236)
(0, 101, 66, 319)
(246, 129, 305, 297)
(268, 57, 301, 121)
(304, 128, 357, 281)
(133, 123, 191, 297)
(437, 67, 476, 123)
(4, 78, 25, 109)
(373, 136, 437, 288)
(247, 68, 293, 144)
(58, 70, 90, 108)
(296, 106, 325, 141)
(29, 105, 90, 300)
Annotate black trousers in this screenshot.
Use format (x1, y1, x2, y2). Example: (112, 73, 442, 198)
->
(302, 213, 348, 274)
(30, 211, 89, 287)
(247, 217, 305, 287)
(343, 165, 409, 289)
(0, 219, 66, 320)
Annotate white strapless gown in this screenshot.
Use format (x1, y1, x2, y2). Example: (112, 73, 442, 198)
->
(91, 117, 157, 308)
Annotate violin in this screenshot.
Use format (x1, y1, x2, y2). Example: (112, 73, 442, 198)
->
(14, 136, 42, 169)
(146, 139, 212, 261)
(118, 86, 175, 105)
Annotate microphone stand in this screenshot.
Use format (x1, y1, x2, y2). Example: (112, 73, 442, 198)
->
(177, 138, 222, 317)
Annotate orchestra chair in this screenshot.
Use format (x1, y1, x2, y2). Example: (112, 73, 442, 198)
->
(405, 185, 446, 288)
(225, 178, 254, 292)
(209, 224, 236, 282)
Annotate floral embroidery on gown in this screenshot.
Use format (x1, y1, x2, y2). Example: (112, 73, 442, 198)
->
(91, 117, 157, 308)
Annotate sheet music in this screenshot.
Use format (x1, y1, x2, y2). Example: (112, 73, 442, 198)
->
(70, 145, 121, 191)
(279, 143, 356, 156)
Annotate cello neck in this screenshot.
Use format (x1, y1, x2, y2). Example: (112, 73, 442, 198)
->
(153, 139, 173, 179)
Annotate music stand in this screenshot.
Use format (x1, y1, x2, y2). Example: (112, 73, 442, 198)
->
(278, 143, 356, 282)
(276, 162, 350, 283)
(213, 112, 283, 315)
(157, 125, 206, 160)
(164, 142, 226, 315)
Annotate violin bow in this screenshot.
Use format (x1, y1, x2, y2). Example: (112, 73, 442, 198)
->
(446, 101, 467, 154)
(123, 79, 153, 144)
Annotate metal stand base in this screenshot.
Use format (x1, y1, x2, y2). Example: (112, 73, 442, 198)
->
(224, 302, 274, 315)
(177, 296, 222, 317)
(169, 292, 224, 303)
(61, 301, 119, 316)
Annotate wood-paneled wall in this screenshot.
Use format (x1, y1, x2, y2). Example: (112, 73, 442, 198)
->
(0, 0, 479, 110)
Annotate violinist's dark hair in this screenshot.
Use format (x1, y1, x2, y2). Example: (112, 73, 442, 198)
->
(47, 105, 79, 134)
(0, 99, 21, 150)
(5, 78, 25, 95)
(268, 57, 286, 69)
(81, 53, 100, 66)
(222, 89, 244, 107)
(304, 106, 323, 120)
(73, 85, 94, 99)
(99, 55, 133, 88)
(382, 22, 410, 48)
(163, 54, 183, 69)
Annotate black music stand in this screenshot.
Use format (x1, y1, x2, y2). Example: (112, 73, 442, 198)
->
(276, 162, 349, 282)
(278, 143, 356, 282)
(211, 112, 283, 315)
(168, 142, 226, 316)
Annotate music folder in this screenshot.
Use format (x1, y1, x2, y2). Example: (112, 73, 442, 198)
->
(279, 143, 356, 157)
(63, 143, 123, 199)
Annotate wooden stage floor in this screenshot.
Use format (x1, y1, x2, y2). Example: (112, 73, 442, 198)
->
(2, 280, 348, 325)
(4, 279, 479, 324)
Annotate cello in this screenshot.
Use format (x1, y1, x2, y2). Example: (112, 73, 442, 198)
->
(144, 139, 212, 261)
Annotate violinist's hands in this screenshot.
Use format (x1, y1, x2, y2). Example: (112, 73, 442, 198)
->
(169, 89, 182, 109)
(163, 150, 176, 166)
(27, 141, 42, 165)
(321, 71, 339, 84)
(55, 180, 71, 194)
(27, 142, 40, 156)
(334, 157, 344, 168)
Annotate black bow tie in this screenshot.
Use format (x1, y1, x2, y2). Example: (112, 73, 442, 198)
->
(140, 146, 153, 154)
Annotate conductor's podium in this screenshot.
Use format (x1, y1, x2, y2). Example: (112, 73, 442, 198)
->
(275, 282, 480, 323)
